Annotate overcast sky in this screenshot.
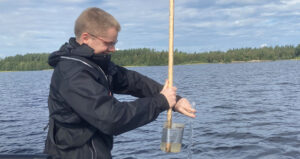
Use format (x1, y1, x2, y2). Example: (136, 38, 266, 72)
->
(1, 0, 300, 58)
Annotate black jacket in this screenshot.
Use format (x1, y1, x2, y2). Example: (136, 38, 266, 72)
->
(44, 38, 170, 159)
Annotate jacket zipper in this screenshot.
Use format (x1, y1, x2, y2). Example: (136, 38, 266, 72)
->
(95, 65, 112, 96)
(92, 139, 97, 159)
(89, 146, 94, 159)
(96, 65, 108, 81)
(89, 139, 96, 159)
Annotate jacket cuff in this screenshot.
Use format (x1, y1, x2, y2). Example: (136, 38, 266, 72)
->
(176, 95, 182, 102)
(172, 95, 182, 112)
(156, 93, 170, 111)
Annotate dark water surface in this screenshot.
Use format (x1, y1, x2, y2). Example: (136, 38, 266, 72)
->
(0, 60, 299, 159)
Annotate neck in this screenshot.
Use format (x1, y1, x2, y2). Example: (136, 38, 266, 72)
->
(76, 38, 84, 45)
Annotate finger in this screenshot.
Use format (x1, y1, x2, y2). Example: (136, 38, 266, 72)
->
(181, 100, 196, 112)
(163, 79, 169, 90)
(181, 103, 196, 113)
(188, 108, 197, 113)
(181, 108, 196, 118)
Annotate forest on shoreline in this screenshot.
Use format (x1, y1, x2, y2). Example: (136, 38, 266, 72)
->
(0, 44, 300, 71)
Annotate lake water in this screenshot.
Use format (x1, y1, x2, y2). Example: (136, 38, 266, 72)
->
(0, 60, 299, 159)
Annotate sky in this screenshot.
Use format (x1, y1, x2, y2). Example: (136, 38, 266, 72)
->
(1, 0, 300, 58)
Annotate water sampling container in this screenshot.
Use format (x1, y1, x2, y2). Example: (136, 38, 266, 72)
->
(160, 123, 184, 153)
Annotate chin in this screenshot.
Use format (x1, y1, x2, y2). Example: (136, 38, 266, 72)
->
(94, 52, 105, 54)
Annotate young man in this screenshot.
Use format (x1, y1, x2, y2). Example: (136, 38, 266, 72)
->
(44, 7, 196, 159)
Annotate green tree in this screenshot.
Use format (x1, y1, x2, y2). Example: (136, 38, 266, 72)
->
(295, 44, 300, 57)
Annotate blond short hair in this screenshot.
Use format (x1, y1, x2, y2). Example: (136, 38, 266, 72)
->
(74, 7, 121, 39)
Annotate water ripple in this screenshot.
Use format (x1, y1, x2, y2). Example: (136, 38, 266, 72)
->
(0, 61, 300, 159)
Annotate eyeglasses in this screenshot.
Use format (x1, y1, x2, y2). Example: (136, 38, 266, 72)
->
(88, 33, 118, 48)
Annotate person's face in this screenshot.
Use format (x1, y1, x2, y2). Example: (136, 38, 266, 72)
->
(82, 27, 118, 54)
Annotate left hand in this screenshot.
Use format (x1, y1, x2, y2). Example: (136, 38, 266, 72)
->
(173, 98, 196, 118)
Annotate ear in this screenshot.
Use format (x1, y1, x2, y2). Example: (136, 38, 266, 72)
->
(80, 32, 90, 44)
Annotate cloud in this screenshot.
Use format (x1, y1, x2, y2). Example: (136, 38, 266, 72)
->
(260, 43, 268, 47)
(216, 0, 269, 5)
(1, 0, 300, 57)
(57, 0, 88, 2)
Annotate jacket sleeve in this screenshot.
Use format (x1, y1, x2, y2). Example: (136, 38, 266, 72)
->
(60, 70, 169, 136)
(111, 66, 182, 101)
(111, 66, 163, 97)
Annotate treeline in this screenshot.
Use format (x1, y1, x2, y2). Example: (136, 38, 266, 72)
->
(0, 53, 50, 71)
(1, 44, 300, 71)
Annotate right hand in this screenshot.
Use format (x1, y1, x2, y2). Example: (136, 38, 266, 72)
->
(160, 80, 177, 108)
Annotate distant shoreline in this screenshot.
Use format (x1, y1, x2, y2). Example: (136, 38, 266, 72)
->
(179, 58, 299, 66)
(1, 59, 298, 72)
(1, 46, 299, 71)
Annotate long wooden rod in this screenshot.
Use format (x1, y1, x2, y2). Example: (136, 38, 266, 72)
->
(166, 0, 174, 153)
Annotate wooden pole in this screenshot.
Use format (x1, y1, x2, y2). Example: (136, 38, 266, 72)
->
(166, 0, 174, 153)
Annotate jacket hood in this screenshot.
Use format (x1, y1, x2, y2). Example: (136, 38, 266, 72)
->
(48, 37, 95, 67)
